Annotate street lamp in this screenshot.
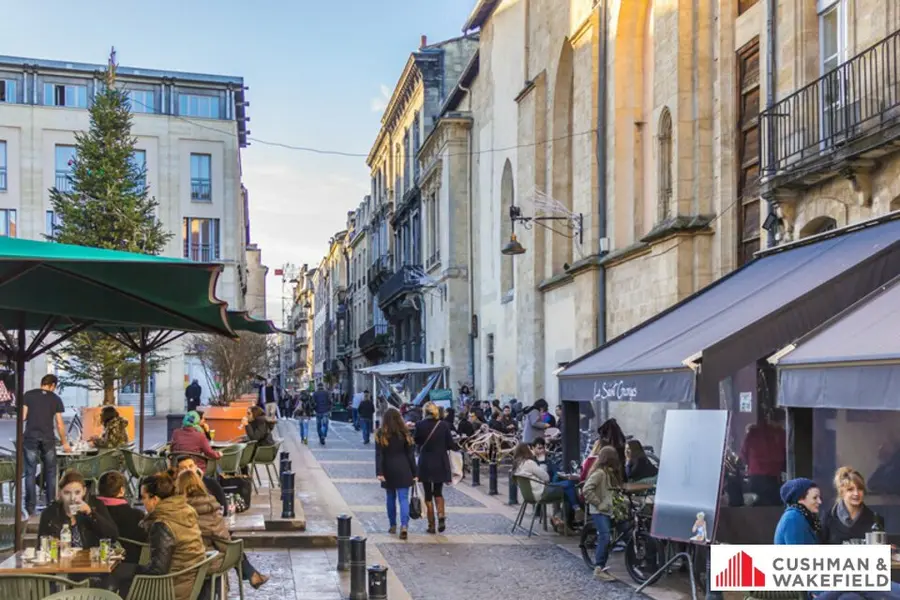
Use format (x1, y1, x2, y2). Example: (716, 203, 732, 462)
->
(500, 205, 584, 256)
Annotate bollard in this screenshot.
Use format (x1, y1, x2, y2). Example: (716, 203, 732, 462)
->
(488, 462, 499, 495)
(367, 564, 388, 600)
(336, 514, 352, 571)
(280, 450, 290, 463)
(349, 536, 368, 600)
(471, 456, 481, 486)
(279, 458, 292, 481)
(508, 473, 518, 505)
(280, 471, 295, 519)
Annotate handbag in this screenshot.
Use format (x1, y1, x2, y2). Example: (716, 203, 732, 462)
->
(409, 484, 422, 520)
(422, 420, 463, 485)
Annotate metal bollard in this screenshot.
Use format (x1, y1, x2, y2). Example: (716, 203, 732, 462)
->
(367, 564, 388, 600)
(336, 514, 352, 571)
(508, 473, 518, 505)
(471, 456, 481, 486)
(279, 458, 292, 481)
(280, 471, 295, 519)
(488, 462, 499, 495)
(349, 536, 368, 600)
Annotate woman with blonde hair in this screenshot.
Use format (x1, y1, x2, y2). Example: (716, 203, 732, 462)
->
(413, 401, 458, 534)
(375, 407, 417, 539)
(820, 466, 879, 544)
(582, 446, 624, 581)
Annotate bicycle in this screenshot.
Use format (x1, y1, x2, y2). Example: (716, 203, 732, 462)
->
(66, 411, 82, 441)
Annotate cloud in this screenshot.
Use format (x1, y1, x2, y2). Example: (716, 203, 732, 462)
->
(370, 84, 392, 113)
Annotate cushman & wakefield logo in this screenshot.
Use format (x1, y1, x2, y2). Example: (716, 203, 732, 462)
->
(710, 545, 891, 592)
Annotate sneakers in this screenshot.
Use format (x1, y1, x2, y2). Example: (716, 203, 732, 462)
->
(594, 567, 615, 582)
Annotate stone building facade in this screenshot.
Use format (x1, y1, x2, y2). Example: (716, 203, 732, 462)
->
(345, 198, 373, 394)
(290, 265, 315, 389)
(312, 232, 347, 390)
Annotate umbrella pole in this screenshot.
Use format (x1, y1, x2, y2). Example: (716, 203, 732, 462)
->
(13, 325, 25, 551)
(139, 329, 146, 453)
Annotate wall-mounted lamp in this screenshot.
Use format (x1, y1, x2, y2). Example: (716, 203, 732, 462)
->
(500, 205, 584, 256)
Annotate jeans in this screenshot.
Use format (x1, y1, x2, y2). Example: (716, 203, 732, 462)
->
(351, 407, 359, 429)
(592, 513, 613, 568)
(386, 487, 410, 528)
(298, 418, 309, 441)
(316, 413, 329, 441)
(552, 475, 580, 512)
(360, 418, 372, 444)
(24, 439, 57, 513)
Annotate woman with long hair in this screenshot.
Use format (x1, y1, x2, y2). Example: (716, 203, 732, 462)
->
(414, 402, 458, 534)
(582, 446, 623, 581)
(624, 440, 658, 482)
(375, 407, 418, 539)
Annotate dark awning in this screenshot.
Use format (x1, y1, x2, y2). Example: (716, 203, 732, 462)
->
(559, 215, 900, 403)
(774, 274, 900, 410)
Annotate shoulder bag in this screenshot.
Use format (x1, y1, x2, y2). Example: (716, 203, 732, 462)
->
(422, 420, 464, 485)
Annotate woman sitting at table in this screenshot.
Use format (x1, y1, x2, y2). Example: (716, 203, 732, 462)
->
(820, 466, 877, 544)
(170, 411, 221, 472)
(243, 406, 274, 446)
(175, 469, 270, 589)
(624, 440, 658, 483)
(96, 472, 146, 563)
(91, 405, 130, 449)
(38, 470, 119, 547)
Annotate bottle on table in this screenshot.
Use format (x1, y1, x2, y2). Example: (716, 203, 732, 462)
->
(60, 524, 71, 554)
(227, 495, 237, 527)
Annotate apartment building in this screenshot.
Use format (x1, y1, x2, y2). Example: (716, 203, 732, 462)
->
(0, 54, 252, 414)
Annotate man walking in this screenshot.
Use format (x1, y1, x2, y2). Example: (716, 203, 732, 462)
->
(264, 380, 278, 419)
(312, 383, 331, 445)
(185, 379, 202, 412)
(350, 390, 363, 431)
(23, 374, 71, 515)
(357, 390, 375, 444)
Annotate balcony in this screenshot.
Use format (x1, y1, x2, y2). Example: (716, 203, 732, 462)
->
(55, 171, 74, 193)
(761, 28, 900, 192)
(367, 253, 393, 295)
(358, 324, 391, 358)
(191, 178, 211, 202)
(183, 242, 220, 262)
(377, 264, 425, 317)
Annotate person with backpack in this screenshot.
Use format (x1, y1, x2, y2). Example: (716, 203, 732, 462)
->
(294, 391, 312, 445)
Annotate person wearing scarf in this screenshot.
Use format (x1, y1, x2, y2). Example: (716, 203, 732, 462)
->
(170, 411, 221, 473)
(774, 477, 822, 545)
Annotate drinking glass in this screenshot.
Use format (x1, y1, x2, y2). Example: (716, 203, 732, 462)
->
(89, 547, 100, 564)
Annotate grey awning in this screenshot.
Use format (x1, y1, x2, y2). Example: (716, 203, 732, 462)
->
(775, 274, 900, 410)
(559, 215, 900, 403)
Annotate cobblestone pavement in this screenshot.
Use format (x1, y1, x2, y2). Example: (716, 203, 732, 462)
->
(355, 510, 527, 536)
(319, 461, 375, 479)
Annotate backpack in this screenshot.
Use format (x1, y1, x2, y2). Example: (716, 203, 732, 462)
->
(219, 475, 252, 513)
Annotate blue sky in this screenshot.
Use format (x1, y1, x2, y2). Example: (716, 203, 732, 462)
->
(4, 0, 476, 322)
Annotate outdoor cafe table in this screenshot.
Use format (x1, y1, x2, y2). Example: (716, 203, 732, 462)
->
(0, 548, 122, 575)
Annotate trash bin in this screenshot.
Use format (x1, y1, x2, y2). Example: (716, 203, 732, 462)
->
(166, 413, 185, 442)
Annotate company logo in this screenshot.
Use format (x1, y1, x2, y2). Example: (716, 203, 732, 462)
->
(710, 545, 891, 592)
(593, 380, 638, 401)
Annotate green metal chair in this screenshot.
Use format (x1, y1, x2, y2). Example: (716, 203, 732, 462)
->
(122, 450, 167, 497)
(250, 441, 281, 491)
(208, 538, 246, 600)
(0, 460, 15, 503)
(42, 589, 124, 600)
(118, 536, 151, 566)
(237, 441, 257, 474)
(511, 475, 569, 537)
(125, 550, 218, 600)
(0, 501, 15, 552)
(0, 574, 88, 600)
(62, 454, 103, 494)
(216, 444, 244, 477)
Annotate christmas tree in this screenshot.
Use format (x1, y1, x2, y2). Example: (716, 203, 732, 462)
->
(49, 48, 172, 404)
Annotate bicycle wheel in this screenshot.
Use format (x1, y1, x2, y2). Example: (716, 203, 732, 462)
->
(580, 519, 598, 568)
(625, 530, 665, 585)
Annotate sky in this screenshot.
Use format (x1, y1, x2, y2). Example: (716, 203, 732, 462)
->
(3, 0, 477, 324)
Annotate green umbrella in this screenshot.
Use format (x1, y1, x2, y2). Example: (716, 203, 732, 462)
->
(0, 235, 235, 549)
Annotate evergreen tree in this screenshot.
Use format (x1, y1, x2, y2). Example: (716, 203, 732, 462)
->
(49, 49, 172, 404)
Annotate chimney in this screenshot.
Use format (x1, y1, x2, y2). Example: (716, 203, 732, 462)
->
(420, 35, 427, 49)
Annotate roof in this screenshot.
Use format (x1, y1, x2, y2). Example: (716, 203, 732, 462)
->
(463, 0, 502, 32)
(558, 214, 900, 403)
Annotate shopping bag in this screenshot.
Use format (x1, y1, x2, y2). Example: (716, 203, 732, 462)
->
(409, 484, 422, 520)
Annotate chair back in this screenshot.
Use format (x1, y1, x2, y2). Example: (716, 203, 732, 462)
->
(122, 450, 167, 479)
(118, 536, 151, 566)
(96, 450, 124, 474)
(64, 455, 102, 481)
(167, 451, 218, 478)
(125, 550, 218, 600)
(0, 460, 14, 484)
(238, 441, 257, 468)
(0, 501, 14, 551)
(42, 588, 124, 600)
(217, 444, 244, 475)
(252, 441, 281, 464)
(514, 476, 540, 504)
(0, 574, 88, 600)
(208, 538, 244, 574)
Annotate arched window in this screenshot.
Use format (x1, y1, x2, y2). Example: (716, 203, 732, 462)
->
(657, 108, 673, 222)
(500, 159, 514, 294)
(551, 41, 575, 273)
(799, 216, 837, 238)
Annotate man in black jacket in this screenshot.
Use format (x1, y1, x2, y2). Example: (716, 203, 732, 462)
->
(185, 379, 202, 412)
(357, 390, 375, 444)
(312, 383, 331, 445)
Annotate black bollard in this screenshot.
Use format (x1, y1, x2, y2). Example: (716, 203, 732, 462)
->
(279, 458, 292, 481)
(508, 473, 518, 505)
(471, 456, 481, 486)
(337, 514, 352, 571)
(280, 451, 290, 463)
(280, 472, 295, 519)
(349, 536, 368, 600)
(367, 564, 388, 600)
(488, 462, 499, 495)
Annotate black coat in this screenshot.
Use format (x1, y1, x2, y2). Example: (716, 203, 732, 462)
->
(414, 418, 457, 484)
(37, 497, 119, 548)
(103, 502, 148, 563)
(375, 433, 417, 490)
(358, 399, 375, 420)
(820, 502, 877, 544)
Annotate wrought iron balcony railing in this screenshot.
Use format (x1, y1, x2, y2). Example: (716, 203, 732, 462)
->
(377, 264, 425, 308)
(358, 323, 390, 352)
(191, 178, 211, 202)
(761, 28, 900, 177)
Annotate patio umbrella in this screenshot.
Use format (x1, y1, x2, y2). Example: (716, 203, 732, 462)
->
(0, 235, 235, 549)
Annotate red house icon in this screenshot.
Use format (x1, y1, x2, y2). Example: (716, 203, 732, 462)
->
(715, 551, 766, 588)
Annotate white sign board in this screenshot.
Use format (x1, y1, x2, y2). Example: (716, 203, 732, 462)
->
(739, 392, 752, 413)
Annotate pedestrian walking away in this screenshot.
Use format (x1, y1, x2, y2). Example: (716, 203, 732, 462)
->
(376, 407, 417, 540)
(22, 374, 71, 515)
(185, 378, 202, 413)
(294, 391, 312, 444)
(351, 390, 363, 431)
(413, 402, 459, 534)
(358, 390, 375, 444)
(264, 380, 278, 419)
(312, 383, 331, 445)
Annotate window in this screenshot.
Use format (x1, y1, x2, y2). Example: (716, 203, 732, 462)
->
(55, 145, 77, 193)
(486, 333, 495, 396)
(190, 154, 212, 202)
(657, 108, 673, 222)
(440, 349, 445, 365)
(127, 89, 155, 114)
(130, 150, 146, 193)
(819, 0, 848, 138)
(0, 79, 16, 103)
(413, 112, 421, 180)
(736, 39, 761, 266)
(46, 210, 61, 238)
(403, 130, 411, 192)
(183, 217, 220, 261)
(43, 83, 88, 108)
(0, 141, 6, 191)
(178, 94, 220, 118)
(0, 209, 16, 237)
(410, 211, 420, 266)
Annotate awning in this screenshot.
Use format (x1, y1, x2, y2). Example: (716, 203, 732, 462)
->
(773, 274, 900, 410)
(559, 215, 900, 404)
(356, 361, 445, 376)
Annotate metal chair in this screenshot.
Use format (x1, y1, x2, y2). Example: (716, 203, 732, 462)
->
(216, 444, 244, 477)
(250, 441, 281, 491)
(0, 501, 15, 552)
(125, 550, 218, 600)
(208, 538, 246, 600)
(237, 441, 257, 475)
(42, 589, 124, 600)
(122, 450, 167, 498)
(511, 475, 569, 537)
(0, 574, 88, 600)
(0, 460, 15, 503)
(118, 536, 151, 566)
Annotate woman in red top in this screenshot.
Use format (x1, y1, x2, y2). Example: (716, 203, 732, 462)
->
(170, 411, 221, 472)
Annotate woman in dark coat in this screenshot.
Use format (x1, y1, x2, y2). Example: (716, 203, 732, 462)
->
(414, 402, 458, 534)
(38, 470, 119, 548)
(376, 407, 417, 539)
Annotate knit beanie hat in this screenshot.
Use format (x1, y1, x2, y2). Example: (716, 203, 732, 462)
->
(780, 477, 817, 505)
